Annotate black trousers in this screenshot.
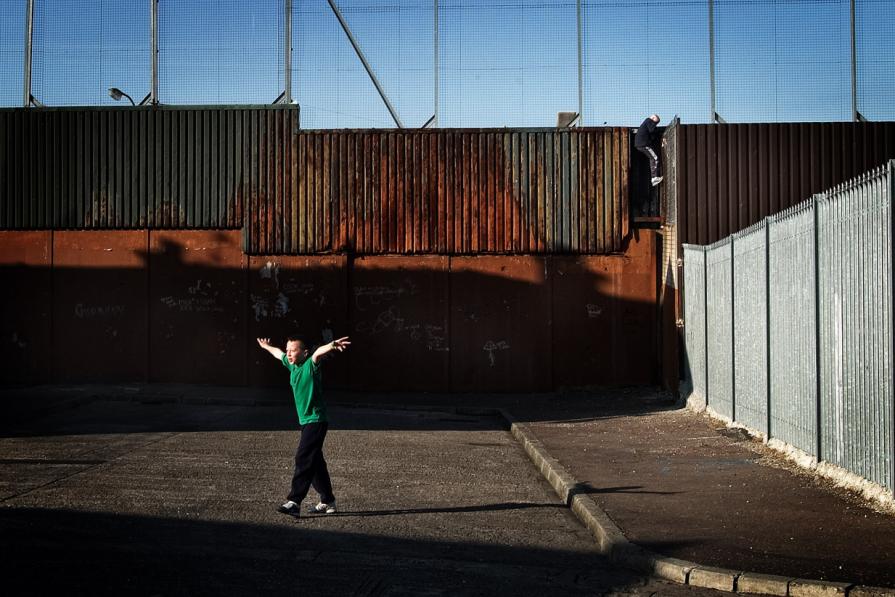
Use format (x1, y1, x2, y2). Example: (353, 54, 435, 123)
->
(636, 145, 660, 178)
(287, 422, 335, 504)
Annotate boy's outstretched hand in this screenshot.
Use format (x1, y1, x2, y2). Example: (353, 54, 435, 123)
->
(331, 337, 351, 352)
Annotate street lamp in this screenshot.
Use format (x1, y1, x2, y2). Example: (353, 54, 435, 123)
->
(108, 87, 135, 106)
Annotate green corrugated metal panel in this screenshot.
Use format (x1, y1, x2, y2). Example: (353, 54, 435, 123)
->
(0, 105, 297, 231)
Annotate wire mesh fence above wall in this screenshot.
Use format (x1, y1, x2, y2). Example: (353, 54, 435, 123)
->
(4, 0, 894, 125)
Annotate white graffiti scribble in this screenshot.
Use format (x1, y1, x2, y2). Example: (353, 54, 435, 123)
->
(353, 279, 419, 311)
(249, 292, 291, 321)
(74, 303, 126, 319)
(355, 305, 448, 351)
(483, 340, 510, 367)
(585, 303, 603, 318)
(260, 261, 280, 289)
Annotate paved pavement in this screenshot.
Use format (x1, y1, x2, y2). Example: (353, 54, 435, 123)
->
(0, 391, 725, 597)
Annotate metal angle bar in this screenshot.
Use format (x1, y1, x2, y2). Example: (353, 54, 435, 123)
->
(24, 0, 34, 107)
(730, 240, 736, 421)
(151, 0, 158, 104)
(434, 0, 438, 127)
(285, 0, 293, 105)
(765, 222, 772, 437)
(850, 0, 858, 122)
(708, 0, 716, 124)
(577, 0, 583, 125)
(326, 0, 404, 129)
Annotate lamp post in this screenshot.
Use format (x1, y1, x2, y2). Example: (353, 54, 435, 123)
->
(108, 87, 135, 106)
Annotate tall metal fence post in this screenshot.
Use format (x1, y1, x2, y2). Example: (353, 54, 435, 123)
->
(577, 0, 583, 125)
(151, 0, 158, 104)
(23, 0, 34, 107)
(434, 0, 439, 126)
(708, 0, 716, 123)
(813, 195, 823, 461)
(285, 0, 293, 105)
(850, 0, 858, 122)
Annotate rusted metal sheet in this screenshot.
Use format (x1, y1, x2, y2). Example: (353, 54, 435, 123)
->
(0, 231, 51, 384)
(0, 106, 296, 231)
(349, 256, 450, 391)
(245, 128, 629, 256)
(148, 230, 247, 385)
(552, 232, 658, 387)
(674, 122, 895, 245)
(247, 255, 349, 388)
(450, 256, 551, 392)
(52, 230, 148, 382)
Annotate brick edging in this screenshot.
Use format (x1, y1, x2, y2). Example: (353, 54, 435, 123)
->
(498, 408, 894, 597)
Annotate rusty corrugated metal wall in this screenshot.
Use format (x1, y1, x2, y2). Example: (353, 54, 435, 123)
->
(244, 128, 629, 255)
(674, 122, 895, 245)
(0, 106, 299, 230)
(1, 108, 630, 255)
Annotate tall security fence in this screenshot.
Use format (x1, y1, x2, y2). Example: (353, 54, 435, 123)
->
(683, 159, 895, 493)
(2, 0, 894, 126)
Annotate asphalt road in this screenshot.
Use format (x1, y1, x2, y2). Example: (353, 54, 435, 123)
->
(0, 400, 725, 596)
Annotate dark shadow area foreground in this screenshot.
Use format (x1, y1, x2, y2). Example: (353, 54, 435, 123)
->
(1, 506, 662, 597)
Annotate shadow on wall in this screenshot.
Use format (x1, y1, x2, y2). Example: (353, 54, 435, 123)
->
(0, 229, 659, 392)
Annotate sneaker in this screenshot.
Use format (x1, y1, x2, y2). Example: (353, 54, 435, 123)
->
(277, 500, 301, 518)
(308, 501, 336, 514)
(651, 176, 663, 187)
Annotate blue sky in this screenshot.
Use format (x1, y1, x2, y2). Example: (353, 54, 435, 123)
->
(1, 0, 893, 127)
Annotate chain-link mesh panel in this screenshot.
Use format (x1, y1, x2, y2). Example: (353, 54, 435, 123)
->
(715, 0, 851, 123)
(0, 0, 26, 107)
(159, 0, 282, 105)
(856, 0, 895, 121)
(583, 0, 710, 127)
(30, 0, 149, 106)
(293, 0, 434, 129)
(438, 0, 576, 128)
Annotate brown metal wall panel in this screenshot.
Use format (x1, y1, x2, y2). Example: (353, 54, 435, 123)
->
(450, 256, 551, 392)
(0, 231, 52, 384)
(247, 255, 348, 388)
(349, 256, 450, 391)
(149, 230, 246, 385)
(552, 231, 658, 387)
(678, 122, 895, 244)
(52, 230, 148, 383)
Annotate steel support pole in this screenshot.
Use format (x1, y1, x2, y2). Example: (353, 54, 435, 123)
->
(24, 0, 35, 107)
(285, 0, 292, 104)
(326, 0, 404, 128)
(151, 0, 158, 104)
(577, 0, 583, 125)
(434, 0, 438, 127)
(850, 0, 858, 122)
(708, 0, 716, 123)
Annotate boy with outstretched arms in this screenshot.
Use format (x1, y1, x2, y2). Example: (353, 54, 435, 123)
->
(256, 335, 350, 518)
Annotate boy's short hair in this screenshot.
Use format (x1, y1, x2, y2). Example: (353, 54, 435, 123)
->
(286, 335, 310, 349)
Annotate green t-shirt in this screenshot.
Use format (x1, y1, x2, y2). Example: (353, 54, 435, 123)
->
(281, 354, 328, 425)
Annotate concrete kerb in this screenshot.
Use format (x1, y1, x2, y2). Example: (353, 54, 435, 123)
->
(496, 408, 895, 597)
